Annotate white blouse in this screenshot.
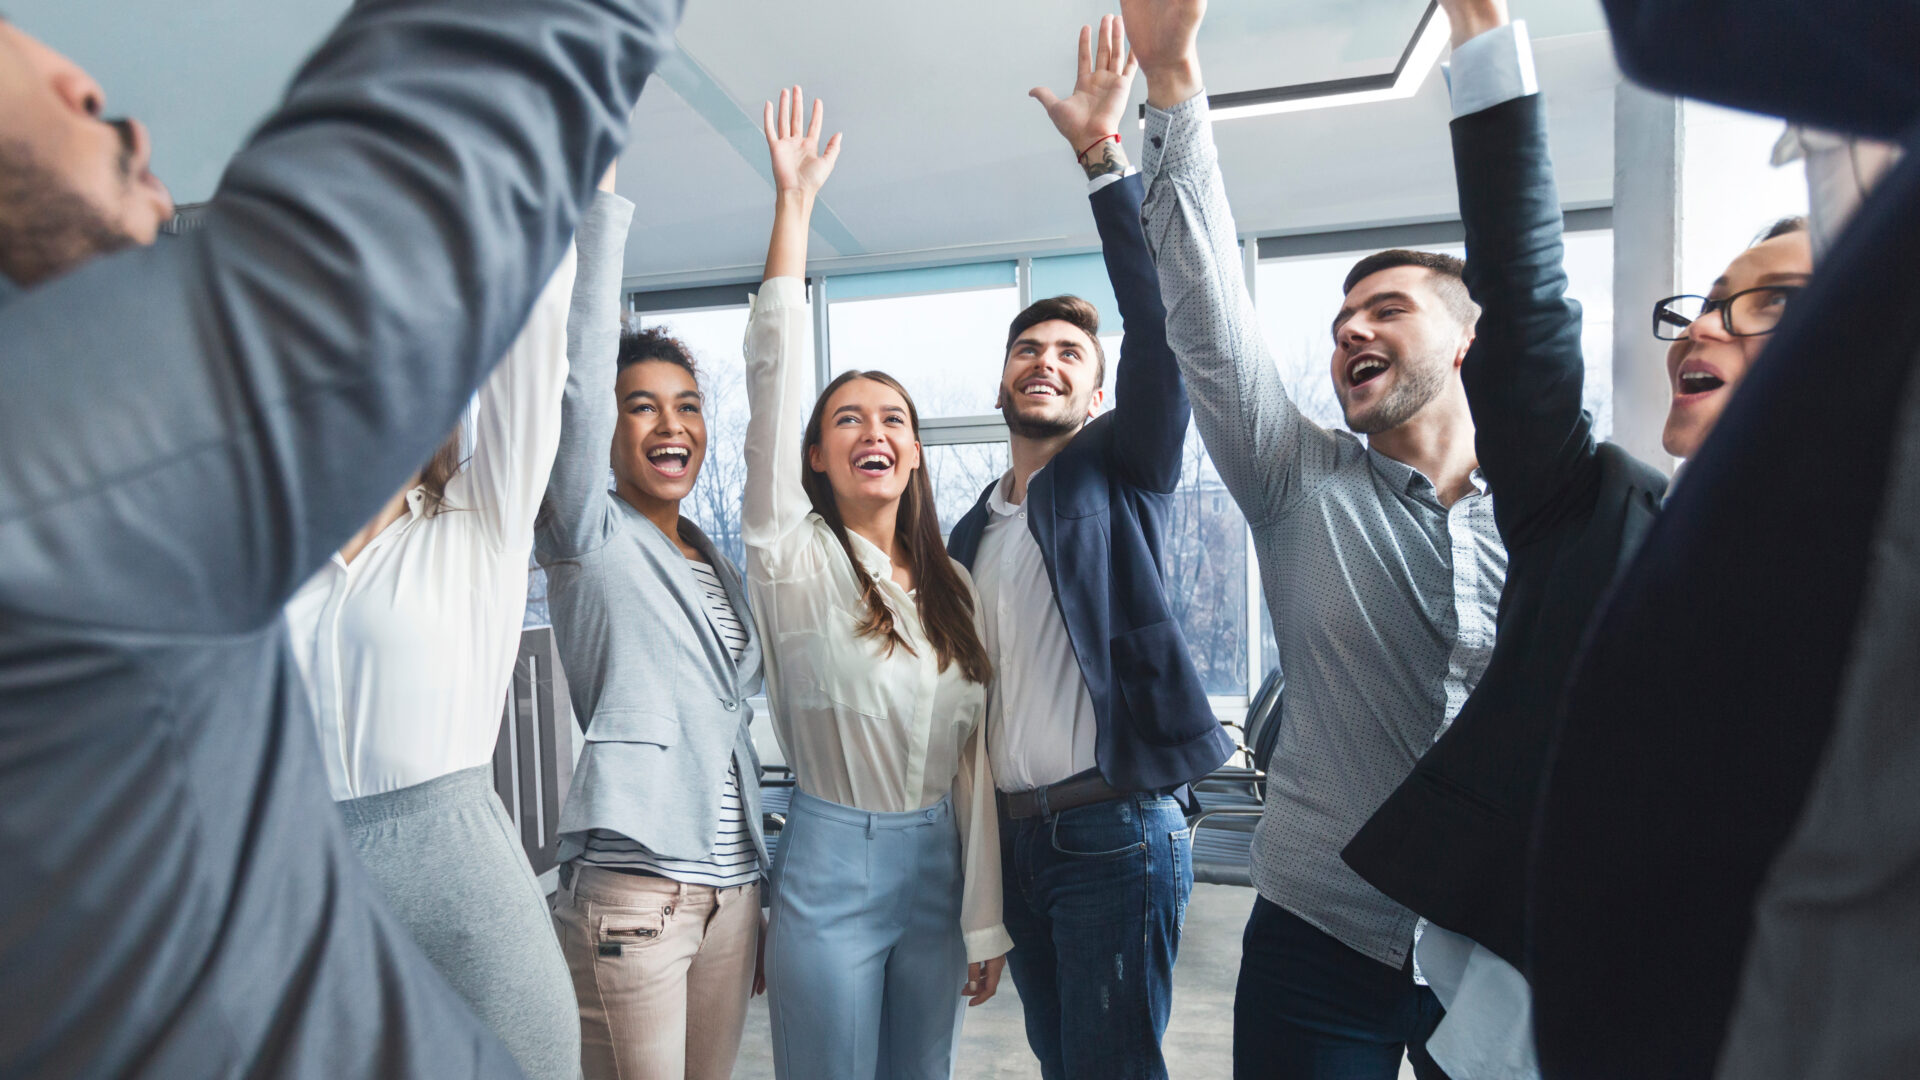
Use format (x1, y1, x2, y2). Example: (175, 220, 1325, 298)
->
(284, 247, 578, 803)
(742, 276, 1011, 964)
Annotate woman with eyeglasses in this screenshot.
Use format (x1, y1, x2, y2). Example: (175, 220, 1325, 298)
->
(1654, 216, 1813, 461)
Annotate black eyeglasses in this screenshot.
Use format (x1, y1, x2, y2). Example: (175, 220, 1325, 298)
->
(1652, 286, 1800, 341)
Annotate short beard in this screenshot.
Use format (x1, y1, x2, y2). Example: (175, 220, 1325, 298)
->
(1002, 398, 1087, 441)
(0, 136, 139, 287)
(1343, 356, 1450, 435)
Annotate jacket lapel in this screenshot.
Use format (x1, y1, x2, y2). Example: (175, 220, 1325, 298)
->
(946, 479, 997, 568)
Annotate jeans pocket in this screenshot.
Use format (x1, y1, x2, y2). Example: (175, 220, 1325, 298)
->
(1049, 812, 1147, 862)
(594, 905, 669, 957)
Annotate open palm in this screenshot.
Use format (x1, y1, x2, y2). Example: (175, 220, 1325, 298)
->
(1030, 15, 1138, 148)
(763, 86, 841, 196)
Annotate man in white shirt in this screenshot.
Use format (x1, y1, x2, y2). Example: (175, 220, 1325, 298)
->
(946, 18, 1236, 1079)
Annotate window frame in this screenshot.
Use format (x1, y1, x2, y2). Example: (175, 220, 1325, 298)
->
(619, 206, 1616, 717)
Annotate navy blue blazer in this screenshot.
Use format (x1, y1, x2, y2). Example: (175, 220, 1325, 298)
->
(1531, 1, 1920, 1075)
(948, 174, 1236, 793)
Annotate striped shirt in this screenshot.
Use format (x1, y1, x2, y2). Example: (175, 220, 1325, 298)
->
(580, 560, 760, 888)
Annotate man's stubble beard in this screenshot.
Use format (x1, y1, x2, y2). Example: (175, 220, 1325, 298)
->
(1343, 354, 1451, 436)
(0, 136, 140, 287)
(1002, 395, 1090, 441)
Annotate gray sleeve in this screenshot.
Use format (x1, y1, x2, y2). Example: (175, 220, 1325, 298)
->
(1140, 94, 1342, 526)
(0, 0, 681, 634)
(538, 191, 638, 561)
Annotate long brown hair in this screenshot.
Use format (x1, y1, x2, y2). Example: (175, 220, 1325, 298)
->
(801, 370, 992, 685)
(417, 424, 465, 515)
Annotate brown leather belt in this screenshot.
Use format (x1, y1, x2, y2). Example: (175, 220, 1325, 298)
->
(999, 768, 1124, 820)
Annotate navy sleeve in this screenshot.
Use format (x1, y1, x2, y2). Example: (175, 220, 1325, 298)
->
(1096, 172, 1191, 495)
(1601, 0, 1920, 137)
(1453, 94, 1600, 546)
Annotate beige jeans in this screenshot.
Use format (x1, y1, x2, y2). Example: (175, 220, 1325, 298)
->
(554, 865, 761, 1080)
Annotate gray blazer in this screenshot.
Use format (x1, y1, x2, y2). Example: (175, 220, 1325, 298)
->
(0, 1, 678, 1075)
(537, 193, 766, 867)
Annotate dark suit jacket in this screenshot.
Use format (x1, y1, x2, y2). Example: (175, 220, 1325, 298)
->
(1531, 1, 1920, 1075)
(0, 0, 676, 1075)
(1342, 94, 1668, 971)
(948, 174, 1236, 793)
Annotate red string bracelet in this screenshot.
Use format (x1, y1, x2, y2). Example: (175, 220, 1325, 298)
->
(1076, 133, 1120, 161)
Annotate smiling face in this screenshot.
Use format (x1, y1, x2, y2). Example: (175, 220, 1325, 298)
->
(806, 375, 923, 516)
(1329, 265, 1474, 435)
(0, 20, 173, 285)
(611, 359, 707, 509)
(1661, 230, 1814, 459)
(997, 318, 1105, 439)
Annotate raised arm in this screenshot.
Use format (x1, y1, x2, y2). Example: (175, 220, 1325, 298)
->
(1600, 0, 1920, 138)
(538, 182, 640, 561)
(449, 243, 578, 551)
(1125, 0, 1343, 527)
(1031, 16, 1189, 494)
(742, 88, 841, 571)
(0, 0, 680, 634)
(1441, 2, 1598, 544)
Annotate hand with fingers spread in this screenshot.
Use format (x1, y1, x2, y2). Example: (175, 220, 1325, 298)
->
(1116, 0, 1207, 109)
(1030, 14, 1139, 179)
(759, 85, 842, 282)
(762, 85, 842, 199)
(1435, 0, 1511, 47)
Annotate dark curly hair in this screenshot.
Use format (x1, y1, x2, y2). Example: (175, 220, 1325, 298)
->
(618, 325, 699, 378)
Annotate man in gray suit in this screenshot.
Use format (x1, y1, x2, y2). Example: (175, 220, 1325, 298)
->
(0, 1, 681, 1076)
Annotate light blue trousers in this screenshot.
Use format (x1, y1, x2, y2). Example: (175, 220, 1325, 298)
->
(766, 789, 968, 1080)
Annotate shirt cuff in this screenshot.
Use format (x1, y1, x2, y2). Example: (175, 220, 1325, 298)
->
(1141, 91, 1212, 183)
(749, 274, 807, 311)
(1442, 21, 1538, 118)
(1086, 165, 1139, 195)
(964, 924, 1015, 965)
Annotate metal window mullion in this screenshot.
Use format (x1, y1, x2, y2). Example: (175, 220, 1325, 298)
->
(1017, 255, 1033, 309)
(812, 276, 832, 395)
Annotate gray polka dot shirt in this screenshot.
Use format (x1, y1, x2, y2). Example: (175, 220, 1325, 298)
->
(1141, 95, 1507, 969)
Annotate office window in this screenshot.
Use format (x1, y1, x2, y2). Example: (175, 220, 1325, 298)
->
(925, 442, 1009, 538)
(1165, 428, 1250, 696)
(827, 263, 1020, 419)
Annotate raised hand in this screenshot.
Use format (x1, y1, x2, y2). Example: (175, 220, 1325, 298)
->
(1030, 15, 1139, 168)
(1116, 0, 1206, 108)
(762, 86, 842, 198)
(760, 85, 841, 281)
(1435, 0, 1511, 47)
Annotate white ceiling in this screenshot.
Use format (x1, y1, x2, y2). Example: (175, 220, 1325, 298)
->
(16, 0, 1619, 287)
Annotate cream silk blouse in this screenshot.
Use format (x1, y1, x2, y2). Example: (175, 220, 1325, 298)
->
(741, 275, 1011, 963)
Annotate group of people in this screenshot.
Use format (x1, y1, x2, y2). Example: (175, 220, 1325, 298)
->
(0, 0, 1914, 1078)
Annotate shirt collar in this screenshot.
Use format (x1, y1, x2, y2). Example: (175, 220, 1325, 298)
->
(843, 526, 896, 583)
(1366, 447, 1489, 501)
(405, 484, 432, 519)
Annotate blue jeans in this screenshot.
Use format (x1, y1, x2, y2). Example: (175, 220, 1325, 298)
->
(1000, 792, 1194, 1080)
(1233, 897, 1449, 1080)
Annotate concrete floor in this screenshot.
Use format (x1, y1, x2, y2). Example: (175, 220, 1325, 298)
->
(731, 883, 1420, 1079)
